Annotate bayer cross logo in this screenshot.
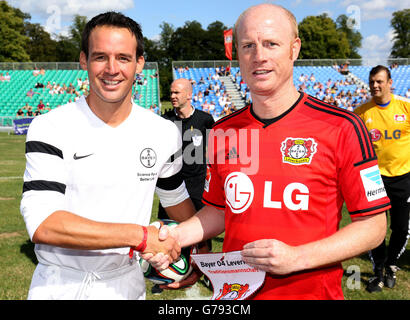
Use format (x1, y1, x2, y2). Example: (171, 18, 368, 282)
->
(289, 144, 307, 159)
(140, 148, 157, 168)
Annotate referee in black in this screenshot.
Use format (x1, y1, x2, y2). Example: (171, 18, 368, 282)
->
(153, 78, 215, 294)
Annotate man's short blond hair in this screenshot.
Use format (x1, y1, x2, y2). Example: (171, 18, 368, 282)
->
(234, 4, 299, 46)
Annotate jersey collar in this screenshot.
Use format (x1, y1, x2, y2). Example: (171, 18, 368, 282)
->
(250, 92, 304, 128)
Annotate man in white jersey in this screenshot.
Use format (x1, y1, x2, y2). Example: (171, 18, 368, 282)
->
(20, 12, 196, 300)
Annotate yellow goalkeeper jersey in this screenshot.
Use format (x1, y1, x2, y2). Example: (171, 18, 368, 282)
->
(354, 94, 410, 177)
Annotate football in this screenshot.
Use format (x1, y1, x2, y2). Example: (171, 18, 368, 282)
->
(139, 219, 195, 285)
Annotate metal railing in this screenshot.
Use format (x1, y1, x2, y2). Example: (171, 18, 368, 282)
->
(0, 61, 159, 70)
(172, 58, 409, 69)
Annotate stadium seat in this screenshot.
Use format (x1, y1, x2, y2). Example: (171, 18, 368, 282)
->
(0, 68, 160, 120)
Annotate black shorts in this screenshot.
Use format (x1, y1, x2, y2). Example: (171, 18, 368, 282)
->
(382, 171, 410, 202)
(382, 171, 410, 232)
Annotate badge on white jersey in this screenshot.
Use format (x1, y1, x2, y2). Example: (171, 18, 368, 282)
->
(140, 148, 157, 168)
(360, 165, 387, 202)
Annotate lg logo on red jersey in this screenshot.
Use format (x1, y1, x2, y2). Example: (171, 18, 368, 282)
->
(224, 172, 254, 214)
(224, 172, 309, 214)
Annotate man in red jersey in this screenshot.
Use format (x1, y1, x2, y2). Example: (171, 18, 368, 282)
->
(143, 4, 389, 299)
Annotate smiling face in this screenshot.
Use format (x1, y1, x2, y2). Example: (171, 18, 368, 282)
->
(80, 25, 145, 108)
(235, 5, 301, 98)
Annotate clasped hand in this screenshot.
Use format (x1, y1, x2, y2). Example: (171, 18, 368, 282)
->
(142, 225, 180, 264)
(141, 225, 203, 289)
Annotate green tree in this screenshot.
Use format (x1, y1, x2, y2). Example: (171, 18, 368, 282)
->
(336, 14, 362, 59)
(52, 15, 87, 62)
(169, 20, 206, 60)
(24, 22, 58, 62)
(144, 23, 176, 100)
(144, 20, 230, 100)
(0, 0, 31, 62)
(55, 36, 79, 62)
(70, 15, 88, 59)
(204, 21, 228, 60)
(298, 14, 350, 59)
(390, 9, 410, 58)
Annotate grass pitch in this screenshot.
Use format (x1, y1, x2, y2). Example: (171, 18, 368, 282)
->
(0, 130, 408, 300)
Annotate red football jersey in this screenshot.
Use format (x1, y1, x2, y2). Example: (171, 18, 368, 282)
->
(203, 93, 391, 300)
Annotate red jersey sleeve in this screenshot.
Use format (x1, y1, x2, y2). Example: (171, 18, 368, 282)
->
(337, 115, 391, 219)
(202, 164, 225, 209)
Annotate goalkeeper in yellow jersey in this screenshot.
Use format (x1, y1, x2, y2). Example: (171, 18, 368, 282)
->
(354, 65, 410, 293)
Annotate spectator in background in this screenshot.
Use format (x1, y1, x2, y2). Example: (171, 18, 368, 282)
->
(202, 101, 210, 113)
(35, 82, 44, 89)
(228, 102, 237, 114)
(133, 90, 141, 101)
(37, 100, 45, 111)
(23, 102, 32, 112)
(352, 99, 360, 109)
(340, 61, 350, 75)
(150, 104, 159, 115)
(220, 81, 226, 92)
(208, 101, 215, 115)
(16, 108, 25, 117)
(81, 78, 89, 92)
(225, 64, 231, 76)
(406, 88, 410, 99)
(202, 100, 210, 112)
(218, 92, 228, 108)
(135, 72, 144, 85)
(4, 72, 11, 82)
(326, 78, 332, 88)
(26, 106, 34, 117)
(26, 88, 39, 98)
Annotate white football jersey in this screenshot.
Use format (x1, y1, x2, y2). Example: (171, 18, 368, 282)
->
(21, 96, 188, 271)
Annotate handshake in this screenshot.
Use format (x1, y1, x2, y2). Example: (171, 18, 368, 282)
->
(139, 223, 180, 271)
(131, 220, 205, 289)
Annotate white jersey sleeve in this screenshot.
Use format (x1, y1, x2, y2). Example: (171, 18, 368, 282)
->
(20, 115, 68, 240)
(155, 121, 189, 207)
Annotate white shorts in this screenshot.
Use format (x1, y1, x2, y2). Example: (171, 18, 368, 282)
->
(27, 260, 146, 300)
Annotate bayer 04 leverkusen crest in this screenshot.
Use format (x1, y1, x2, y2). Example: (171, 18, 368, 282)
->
(280, 137, 318, 165)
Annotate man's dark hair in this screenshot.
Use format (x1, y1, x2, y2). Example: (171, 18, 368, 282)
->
(81, 11, 144, 59)
(369, 65, 391, 80)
